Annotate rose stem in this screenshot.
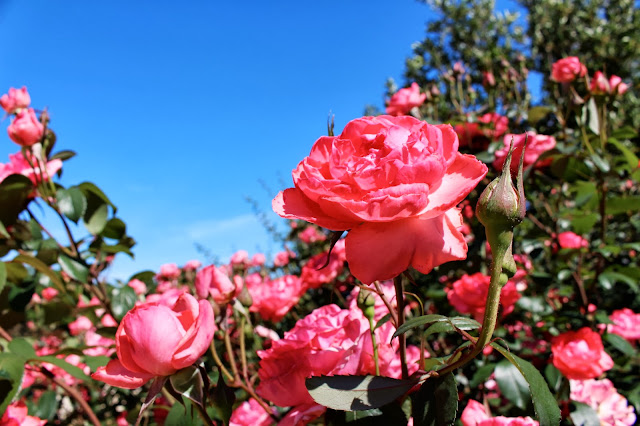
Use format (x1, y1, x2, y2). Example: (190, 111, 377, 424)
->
(393, 275, 409, 379)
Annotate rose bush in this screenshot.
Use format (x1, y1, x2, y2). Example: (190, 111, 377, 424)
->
(551, 327, 614, 380)
(273, 114, 487, 283)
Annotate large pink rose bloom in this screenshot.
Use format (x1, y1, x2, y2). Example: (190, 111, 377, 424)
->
(273, 115, 487, 284)
(386, 82, 427, 116)
(91, 293, 214, 389)
(550, 57, 587, 83)
(195, 264, 238, 304)
(0, 86, 31, 114)
(608, 308, 640, 341)
(493, 132, 556, 174)
(551, 327, 613, 380)
(247, 274, 305, 322)
(461, 399, 539, 426)
(257, 304, 368, 407)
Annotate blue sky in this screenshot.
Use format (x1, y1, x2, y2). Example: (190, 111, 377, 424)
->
(0, 1, 524, 279)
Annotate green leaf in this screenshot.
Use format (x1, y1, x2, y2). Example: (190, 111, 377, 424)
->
(0, 262, 6, 294)
(306, 375, 419, 411)
(13, 254, 65, 292)
(393, 315, 480, 338)
(570, 402, 600, 426)
(30, 390, 58, 420)
(604, 333, 636, 357)
(78, 181, 117, 213)
(608, 138, 639, 171)
(588, 153, 610, 173)
(0, 174, 33, 226)
(0, 353, 25, 414)
(374, 314, 391, 331)
(101, 218, 127, 239)
(84, 203, 108, 235)
(83, 355, 110, 373)
(527, 106, 552, 124)
(170, 366, 204, 406)
(411, 372, 457, 426)
(57, 254, 89, 284)
(495, 360, 531, 410)
(165, 400, 200, 426)
(339, 403, 409, 425)
(56, 187, 87, 223)
(0, 221, 9, 238)
(212, 369, 235, 426)
(606, 196, 640, 216)
(34, 355, 90, 381)
(111, 285, 137, 321)
(598, 271, 638, 292)
(491, 343, 560, 426)
(49, 150, 76, 162)
(582, 98, 599, 135)
(544, 365, 562, 393)
(8, 337, 36, 360)
(470, 363, 495, 388)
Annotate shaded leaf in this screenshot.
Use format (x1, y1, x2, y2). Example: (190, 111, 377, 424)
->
(393, 315, 480, 338)
(212, 369, 235, 426)
(0, 174, 33, 226)
(31, 390, 57, 420)
(570, 402, 600, 426)
(13, 254, 65, 292)
(411, 372, 457, 426)
(170, 366, 204, 406)
(0, 262, 6, 294)
(50, 150, 76, 162)
(491, 343, 560, 426)
(8, 337, 36, 360)
(604, 333, 636, 357)
(84, 203, 108, 235)
(0, 353, 25, 414)
(101, 218, 127, 239)
(306, 375, 419, 411)
(78, 181, 116, 212)
(111, 286, 137, 321)
(34, 355, 90, 381)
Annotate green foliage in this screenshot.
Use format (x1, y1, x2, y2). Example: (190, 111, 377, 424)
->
(411, 372, 458, 426)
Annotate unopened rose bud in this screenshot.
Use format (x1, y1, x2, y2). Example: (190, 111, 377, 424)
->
(357, 287, 376, 321)
(476, 137, 526, 276)
(237, 284, 253, 307)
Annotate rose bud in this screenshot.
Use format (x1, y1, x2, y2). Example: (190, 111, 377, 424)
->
(195, 264, 237, 305)
(0, 86, 31, 114)
(91, 293, 214, 389)
(7, 108, 44, 147)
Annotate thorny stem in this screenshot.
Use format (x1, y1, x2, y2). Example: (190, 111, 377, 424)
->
(368, 317, 380, 376)
(239, 317, 249, 381)
(210, 340, 234, 383)
(224, 328, 239, 380)
(393, 275, 409, 380)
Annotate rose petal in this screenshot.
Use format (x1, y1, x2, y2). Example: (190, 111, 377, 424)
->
(273, 188, 356, 231)
(345, 209, 467, 284)
(91, 359, 154, 389)
(172, 299, 215, 369)
(420, 153, 487, 219)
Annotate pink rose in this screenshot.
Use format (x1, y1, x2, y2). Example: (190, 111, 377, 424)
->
(273, 115, 487, 284)
(273, 250, 291, 267)
(298, 226, 327, 244)
(300, 239, 346, 289)
(551, 57, 587, 83)
(91, 293, 214, 389)
(41, 287, 58, 301)
(1, 401, 46, 426)
(247, 275, 305, 322)
(127, 279, 147, 295)
(69, 316, 93, 336)
(7, 108, 44, 147)
(230, 250, 250, 266)
(0, 151, 62, 186)
(251, 253, 266, 267)
(195, 264, 237, 304)
(557, 231, 588, 249)
(386, 82, 427, 116)
(256, 304, 367, 407)
(183, 259, 202, 270)
(454, 113, 508, 151)
(278, 404, 326, 426)
(570, 379, 636, 426)
(229, 398, 274, 426)
(493, 132, 556, 174)
(551, 327, 613, 380)
(461, 399, 539, 426)
(590, 71, 629, 96)
(447, 272, 522, 321)
(608, 308, 640, 341)
(0, 86, 31, 114)
(156, 263, 180, 280)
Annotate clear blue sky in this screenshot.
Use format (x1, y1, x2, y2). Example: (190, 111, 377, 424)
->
(0, 1, 523, 280)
